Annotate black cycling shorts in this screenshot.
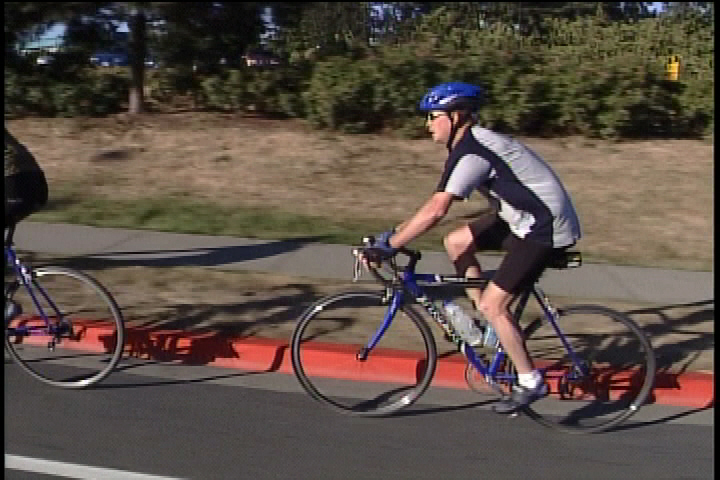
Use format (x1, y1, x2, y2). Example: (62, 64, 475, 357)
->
(5, 171, 48, 226)
(469, 213, 567, 294)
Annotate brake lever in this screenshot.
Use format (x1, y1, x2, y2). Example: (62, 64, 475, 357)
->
(352, 248, 363, 282)
(351, 245, 388, 283)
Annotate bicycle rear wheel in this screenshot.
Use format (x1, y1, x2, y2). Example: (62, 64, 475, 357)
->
(5, 266, 125, 388)
(291, 290, 437, 416)
(522, 305, 655, 433)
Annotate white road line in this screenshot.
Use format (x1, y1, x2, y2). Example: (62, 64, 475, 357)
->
(5, 454, 185, 480)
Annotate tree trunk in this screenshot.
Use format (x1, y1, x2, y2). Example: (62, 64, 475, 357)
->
(128, 8, 147, 114)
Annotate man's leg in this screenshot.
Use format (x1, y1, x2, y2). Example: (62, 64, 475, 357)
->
(443, 215, 504, 310)
(443, 225, 484, 309)
(445, 223, 553, 412)
(445, 226, 535, 374)
(476, 282, 534, 374)
(485, 237, 554, 412)
(482, 278, 548, 413)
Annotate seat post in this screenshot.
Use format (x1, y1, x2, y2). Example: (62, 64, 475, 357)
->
(5, 224, 16, 247)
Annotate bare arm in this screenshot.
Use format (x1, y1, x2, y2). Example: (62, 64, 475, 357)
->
(389, 192, 455, 248)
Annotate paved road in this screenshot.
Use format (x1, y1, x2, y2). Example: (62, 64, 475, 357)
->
(5, 361, 714, 480)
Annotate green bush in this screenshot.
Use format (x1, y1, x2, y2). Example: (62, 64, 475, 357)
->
(4, 69, 31, 117)
(197, 66, 308, 117)
(304, 52, 446, 134)
(87, 70, 130, 115)
(145, 68, 181, 104)
(198, 69, 249, 111)
(5, 67, 129, 117)
(5, 13, 712, 139)
(244, 67, 308, 117)
(302, 44, 712, 139)
(303, 56, 379, 132)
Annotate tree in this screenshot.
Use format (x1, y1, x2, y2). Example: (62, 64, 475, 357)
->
(406, 2, 655, 35)
(127, 5, 147, 114)
(266, 2, 373, 59)
(5, 2, 104, 60)
(661, 2, 714, 22)
(154, 2, 266, 71)
(78, 2, 155, 114)
(367, 2, 431, 45)
(7, 2, 267, 114)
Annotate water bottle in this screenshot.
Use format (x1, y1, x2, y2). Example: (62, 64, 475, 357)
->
(442, 300, 484, 346)
(482, 322, 499, 349)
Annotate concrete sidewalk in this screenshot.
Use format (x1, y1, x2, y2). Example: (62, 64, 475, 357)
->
(13, 221, 714, 305)
(9, 222, 714, 409)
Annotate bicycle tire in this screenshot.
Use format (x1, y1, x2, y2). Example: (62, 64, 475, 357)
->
(5, 266, 125, 388)
(291, 290, 437, 416)
(521, 304, 656, 434)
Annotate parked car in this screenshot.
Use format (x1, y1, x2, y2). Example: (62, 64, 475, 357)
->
(36, 55, 55, 66)
(90, 52, 129, 67)
(144, 56, 160, 68)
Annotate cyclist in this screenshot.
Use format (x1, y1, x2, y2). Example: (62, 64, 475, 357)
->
(5, 126, 48, 229)
(5, 126, 48, 322)
(369, 82, 582, 413)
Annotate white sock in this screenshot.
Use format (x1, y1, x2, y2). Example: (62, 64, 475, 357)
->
(518, 370, 542, 390)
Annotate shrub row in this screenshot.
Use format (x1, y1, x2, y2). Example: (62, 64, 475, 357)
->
(5, 32, 713, 139)
(196, 66, 308, 118)
(301, 46, 712, 138)
(5, 68, 129, 118)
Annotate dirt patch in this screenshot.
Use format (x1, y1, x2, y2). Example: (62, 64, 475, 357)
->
(6, 112, 713, 270)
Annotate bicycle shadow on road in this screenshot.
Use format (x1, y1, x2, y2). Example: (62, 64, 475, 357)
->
(118, 281, 319, 335)
(603, 404, 714, 433)
(91, 358, 272, 389)
(91, 328, 291, 390)
(623, 299, 714, 374)
(17, 235, 332, 271)
(621, 299, 714, 409)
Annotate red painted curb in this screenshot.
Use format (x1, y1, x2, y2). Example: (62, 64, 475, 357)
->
(9, 320, 714, 409)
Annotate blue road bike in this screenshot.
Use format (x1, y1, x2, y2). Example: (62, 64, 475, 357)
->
(291, 238, 656, 433)
(5, 224, 125, 388)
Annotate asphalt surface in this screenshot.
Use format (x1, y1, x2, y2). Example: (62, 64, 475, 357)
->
(5, 361, 714, 480)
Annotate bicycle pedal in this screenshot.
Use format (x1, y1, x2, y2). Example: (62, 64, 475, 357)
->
(57, 322, 75, 338)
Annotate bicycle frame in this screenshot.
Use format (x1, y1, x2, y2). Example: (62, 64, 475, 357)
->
(5, 243, 68, 340)
(361, 254, 589, 391)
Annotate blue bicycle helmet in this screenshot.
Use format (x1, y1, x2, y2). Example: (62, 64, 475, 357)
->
(418, 82, 484, 112)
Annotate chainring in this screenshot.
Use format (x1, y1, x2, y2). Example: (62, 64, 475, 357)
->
(464, 354, 512, 397)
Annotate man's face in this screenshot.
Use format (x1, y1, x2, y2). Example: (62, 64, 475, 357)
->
(426, 110, 450, 144)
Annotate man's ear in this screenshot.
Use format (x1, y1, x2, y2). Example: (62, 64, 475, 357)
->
(450, 110, 467, 124)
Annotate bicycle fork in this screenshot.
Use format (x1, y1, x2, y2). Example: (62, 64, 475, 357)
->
(5, 260, 73, 349)
(356, 287, 405, 361)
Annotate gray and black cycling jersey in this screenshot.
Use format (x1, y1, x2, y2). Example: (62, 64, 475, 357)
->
(436, 125, 582, 248)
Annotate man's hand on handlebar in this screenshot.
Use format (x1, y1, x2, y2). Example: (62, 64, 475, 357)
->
(353, 235, 421, 282)
(371, 229, 398, 257)
(355, 231, 397, 269)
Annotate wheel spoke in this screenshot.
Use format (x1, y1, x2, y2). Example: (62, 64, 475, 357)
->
(5, 267, 125, 388)
(522, 305, 655, 433)
(291, 291, 436, 416)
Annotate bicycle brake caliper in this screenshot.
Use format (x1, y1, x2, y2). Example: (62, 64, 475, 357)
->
(382, 287, 393, 304)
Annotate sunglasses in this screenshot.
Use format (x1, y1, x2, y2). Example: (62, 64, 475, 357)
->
(426, 112, 446, 122)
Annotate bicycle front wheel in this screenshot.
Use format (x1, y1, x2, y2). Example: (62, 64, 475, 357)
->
(5, 266, 125, 388)
(291, 290, 437, 416)
(522, 305, 656, 433)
